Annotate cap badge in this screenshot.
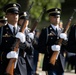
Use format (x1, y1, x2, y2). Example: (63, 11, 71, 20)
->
(24, 12, 27, 16)
(55, 9, 58, 11)
(13, 4, 16, 7)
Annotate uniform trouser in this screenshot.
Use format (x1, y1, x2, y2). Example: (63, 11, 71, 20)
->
(27, 69, 34, 75)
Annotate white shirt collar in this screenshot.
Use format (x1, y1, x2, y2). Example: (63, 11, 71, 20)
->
(8, 23, 17, 32)
(51, 24, 59, 30)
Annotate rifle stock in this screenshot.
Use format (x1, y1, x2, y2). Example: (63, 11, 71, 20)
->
(50, 9, 76, 65)
(30, 20, 38, 32)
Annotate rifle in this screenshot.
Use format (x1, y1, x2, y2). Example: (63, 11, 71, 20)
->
(6, 2, 34, 75)
(50, 9, 76, 65)
(30, 8, 45, 32)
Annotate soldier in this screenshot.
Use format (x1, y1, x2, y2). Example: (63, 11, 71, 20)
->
(67, 24, 76, 73)
(67, 24, 76, 53)
(59, 20, 64, 31)
(38, 8, 67, 75)
(0, 3, 29, 75)
(0, 16, 7, 45)
(0, 16, 7, 27)
(33, 29, 40, 75)
(18, 11, 35, 75)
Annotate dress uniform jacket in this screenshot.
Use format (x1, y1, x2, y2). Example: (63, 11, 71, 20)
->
(38, 25, 66, 73)
(0, 24, 27, 75)
(14, 27, 34, 75)
(0, 24, 17, 74)
(67, 24, 76, 74)
(67, 24, 76, 53)
(24, 28, 34, 72)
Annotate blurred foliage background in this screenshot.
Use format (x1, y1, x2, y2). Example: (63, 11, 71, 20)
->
(0, 0, 76, 30)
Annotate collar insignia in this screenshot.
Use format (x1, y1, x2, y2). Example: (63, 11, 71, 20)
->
(13, 4, 16, 7)
(50, 27, 52, 30)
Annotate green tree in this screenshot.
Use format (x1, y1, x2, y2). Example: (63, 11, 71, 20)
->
(30, 0, 61, 20)
(0, 0, 16, 15)
(29, 0, 61, 29)
(17, 0, 29, 12)
(0, 0, 61, 29)
(0, 0, 61, 20)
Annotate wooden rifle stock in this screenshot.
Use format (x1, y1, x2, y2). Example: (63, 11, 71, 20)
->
(30, 20, 38, 32)
(50, 9, 76, 65)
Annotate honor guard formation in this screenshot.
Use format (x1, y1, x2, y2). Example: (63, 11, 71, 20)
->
(0, 2, 76, 75)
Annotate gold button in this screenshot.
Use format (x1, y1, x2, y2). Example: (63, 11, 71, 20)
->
(57, 37, 59, 39)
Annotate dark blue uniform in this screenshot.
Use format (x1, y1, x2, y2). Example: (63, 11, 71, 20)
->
(38, 25, 66, 74)
(67, 24, 76, 53)
(0, 24, 33, 75)
(24, 28, 34, 75)
(0, 25, 18, 74)
(67, 24, 76, 74)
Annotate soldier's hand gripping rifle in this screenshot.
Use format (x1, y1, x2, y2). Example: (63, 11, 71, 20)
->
(30, 8, 45, 32)
(50, 9, 76, 65)
(6, 2, 34, 75)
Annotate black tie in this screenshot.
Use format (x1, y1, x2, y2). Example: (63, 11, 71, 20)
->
(56, 28, 58, 35)
(13, 27, 16, 35)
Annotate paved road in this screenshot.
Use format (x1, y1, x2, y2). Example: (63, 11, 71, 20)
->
(37, 67, 76, 75)
(37, 70, 76, 75)
(64, 72, 76, 75)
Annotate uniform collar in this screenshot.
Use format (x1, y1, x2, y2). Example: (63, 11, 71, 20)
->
(51, 24, 59, 30)
(8, 23, 17, 32)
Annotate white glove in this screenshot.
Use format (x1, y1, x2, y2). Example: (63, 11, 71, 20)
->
(51, 45, 61, 51)
(27, 32, 34, 40)
(6, 51, 18, 59)
(59, 33, 67, 40)
(15, 32, 25, 43)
